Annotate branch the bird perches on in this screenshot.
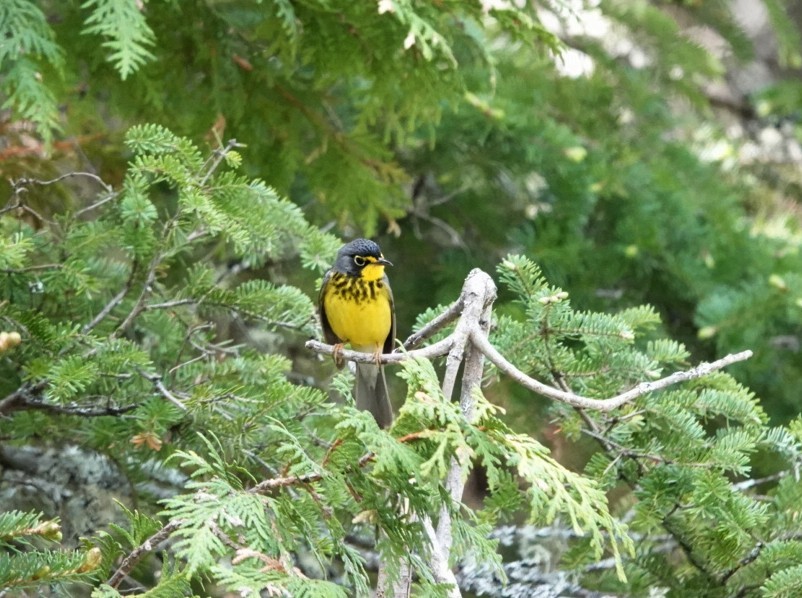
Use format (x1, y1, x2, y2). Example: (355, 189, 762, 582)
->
(305, 268, 753, 597)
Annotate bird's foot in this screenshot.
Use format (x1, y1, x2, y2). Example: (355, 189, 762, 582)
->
(332, 343, 345, 369)
(372, 347, 383, 366)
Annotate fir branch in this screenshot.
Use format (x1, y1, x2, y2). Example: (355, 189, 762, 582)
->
(145, 295, 311, 332)
(580, 427, 714, 468)
(113, 251, 161, 336)
(661, 514, 717, 583)
(110, 450, 380, 589)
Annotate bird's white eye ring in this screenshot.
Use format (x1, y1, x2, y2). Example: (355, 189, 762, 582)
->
(354, 256, 366, 266)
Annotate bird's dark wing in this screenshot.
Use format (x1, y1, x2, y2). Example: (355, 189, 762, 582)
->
(318, 270, 341, 345)
(383, 274, 396, 355)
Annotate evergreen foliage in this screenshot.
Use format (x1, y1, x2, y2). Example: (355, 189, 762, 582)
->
(493, 256, 802, 595)
(0, 127, 629, 595)
(0, 511, 101, 591)
(3, 0, 802, 596)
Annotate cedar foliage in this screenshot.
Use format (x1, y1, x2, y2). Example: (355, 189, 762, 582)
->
(3, 1, 802, 596)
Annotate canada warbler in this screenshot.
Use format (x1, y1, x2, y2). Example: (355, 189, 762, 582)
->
(319, 239, 395, 427)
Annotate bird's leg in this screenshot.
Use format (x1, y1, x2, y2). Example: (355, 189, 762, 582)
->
(332, 343, 345, 369)
(372, 346, 383, 366)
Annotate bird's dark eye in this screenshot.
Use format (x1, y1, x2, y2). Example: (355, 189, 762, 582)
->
(354, 256, 366, 267)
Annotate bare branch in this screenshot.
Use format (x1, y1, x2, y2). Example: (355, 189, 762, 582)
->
(471, 330, 753, 411)
(440, 271, 495, 403)
(251, 471, 324, 493)
(304, 336, 453, 364)
(16, 172, 114, 192)
(74, 192, 120, 217)
(376, 561, 411, 598)
(144, 299, 195, 310)
(114, 257, 161, 336)
(422, 519, 461, 598)
(437, 270, 496, 558)
(7, 173, 118, 219)
(81, 260, 138, 334)
(401, 297, 464, 350)
(13, 399, 137, 417)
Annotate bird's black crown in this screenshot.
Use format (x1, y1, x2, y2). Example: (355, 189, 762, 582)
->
(338, 238, 383, 259)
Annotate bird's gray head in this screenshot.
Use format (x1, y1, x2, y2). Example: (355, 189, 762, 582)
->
(333, 238, 393, 277)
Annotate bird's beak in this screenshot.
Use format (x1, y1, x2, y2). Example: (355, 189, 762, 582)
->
(378, 257, 393, 267)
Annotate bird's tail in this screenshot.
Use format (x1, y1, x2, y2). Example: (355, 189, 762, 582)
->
(355, 362, 393, 428)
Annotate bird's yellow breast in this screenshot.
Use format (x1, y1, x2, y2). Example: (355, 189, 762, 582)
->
(323, 273, 392, 352)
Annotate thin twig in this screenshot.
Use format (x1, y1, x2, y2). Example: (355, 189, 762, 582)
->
(199, 139, 241, 186)
(82, 261, 138, 334)
(107, 519, 182, 588)
(15, 172, 113, 193)
(74, 192, 120, 217)
(402, 297, 464, 350)
(137, 369, 188, 411)
(153, 378, 188, 411)
(251, 471, 325, 493)
(144, 299, 195, 310)
(114, 255, 161, 336)
(732, 471, 788, 491)
(721, 541, 764, 584)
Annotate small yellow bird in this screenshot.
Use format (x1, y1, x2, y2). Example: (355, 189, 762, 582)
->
(319, 239, 395, 427)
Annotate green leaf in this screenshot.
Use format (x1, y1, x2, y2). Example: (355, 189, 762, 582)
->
(81, 0, 156, 79)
